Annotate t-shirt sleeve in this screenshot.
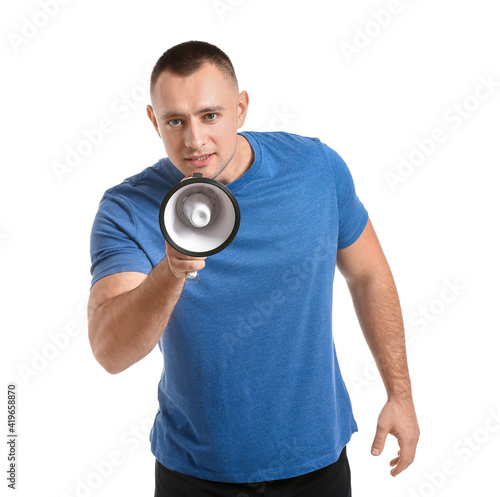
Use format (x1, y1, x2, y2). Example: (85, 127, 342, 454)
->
(322, 144, 369, 249)
(89, 191, 153, 289)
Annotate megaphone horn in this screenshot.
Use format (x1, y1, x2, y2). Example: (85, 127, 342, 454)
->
(159, 173, 240, 282)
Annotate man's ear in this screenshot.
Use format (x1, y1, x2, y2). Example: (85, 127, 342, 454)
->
(237, 90, 249, 128)
(147, 104, 161, 138)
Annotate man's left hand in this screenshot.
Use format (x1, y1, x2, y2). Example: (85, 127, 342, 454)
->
(371, 396, 420, 476)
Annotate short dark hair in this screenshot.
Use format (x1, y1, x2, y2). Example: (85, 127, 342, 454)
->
(150, 41, 238, 94)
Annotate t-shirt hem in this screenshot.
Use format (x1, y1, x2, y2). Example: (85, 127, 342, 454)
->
(90, 264, 152, 289)
(337, 210, 369, 249)
(151, 429, 357, 484)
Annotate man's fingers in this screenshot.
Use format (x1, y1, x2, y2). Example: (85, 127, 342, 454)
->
(171, 258, 206, 279)
(389, 453, 399, 467)
(372, 398, 420, 476)
(390, 445, 415, 477)
(165, 241, 207, 260)
(165, 241, 207, 278)
(176, 252, 207, 261)
(391, 458, 411, 477)
(371, 423, 389, 456)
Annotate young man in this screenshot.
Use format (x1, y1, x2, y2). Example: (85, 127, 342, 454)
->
(88, 41, 419, 496)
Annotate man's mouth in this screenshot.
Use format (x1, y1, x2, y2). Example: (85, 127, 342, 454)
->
(186, 154, 214, 166)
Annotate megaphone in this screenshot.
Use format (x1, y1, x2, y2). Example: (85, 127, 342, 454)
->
(159, 173, 240, 282)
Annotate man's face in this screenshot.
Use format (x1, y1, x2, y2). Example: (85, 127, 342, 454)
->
(147, 63, 249, 183)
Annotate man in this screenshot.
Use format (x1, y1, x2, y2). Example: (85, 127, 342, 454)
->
(88, 41, 419, 496)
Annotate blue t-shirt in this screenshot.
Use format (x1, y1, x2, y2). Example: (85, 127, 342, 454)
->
(89, 131, 369, 483)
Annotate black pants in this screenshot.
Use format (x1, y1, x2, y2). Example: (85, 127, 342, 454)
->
(154, 446, 351, 497)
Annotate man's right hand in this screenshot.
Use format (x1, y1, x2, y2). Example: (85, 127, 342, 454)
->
(165, 241, 207, 279)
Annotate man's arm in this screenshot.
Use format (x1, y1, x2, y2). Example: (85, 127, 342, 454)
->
(336, 218, 420, 477)
(87, 243, 206, 375)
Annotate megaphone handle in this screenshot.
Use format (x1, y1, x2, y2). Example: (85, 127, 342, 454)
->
(185, 271, 199, 283)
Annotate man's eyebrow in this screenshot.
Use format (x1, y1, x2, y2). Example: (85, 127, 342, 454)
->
(160, 105, 226, 121)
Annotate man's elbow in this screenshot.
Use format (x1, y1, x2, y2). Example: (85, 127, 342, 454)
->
(88, 328, 126, 375)
(97, 351, 130, 375)
(90, 343, 120, 374)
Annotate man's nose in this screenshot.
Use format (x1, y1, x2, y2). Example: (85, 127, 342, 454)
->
(184, 122, 206, 150)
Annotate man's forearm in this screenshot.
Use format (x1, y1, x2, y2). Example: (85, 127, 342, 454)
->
(89, 258, 185, 374)
(347, 271, 412, 399)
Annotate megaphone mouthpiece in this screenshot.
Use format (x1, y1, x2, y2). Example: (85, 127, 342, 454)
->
(182, 192, 213, 228)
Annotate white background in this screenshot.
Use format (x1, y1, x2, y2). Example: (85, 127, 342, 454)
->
(2, 1, 499, 496)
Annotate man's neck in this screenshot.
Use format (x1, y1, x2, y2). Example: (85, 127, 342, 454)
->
(218, 134, 254, 184)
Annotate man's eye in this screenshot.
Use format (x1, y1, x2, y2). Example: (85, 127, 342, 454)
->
(168, 119, 181, 127)
(205, 113, 218, 121)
